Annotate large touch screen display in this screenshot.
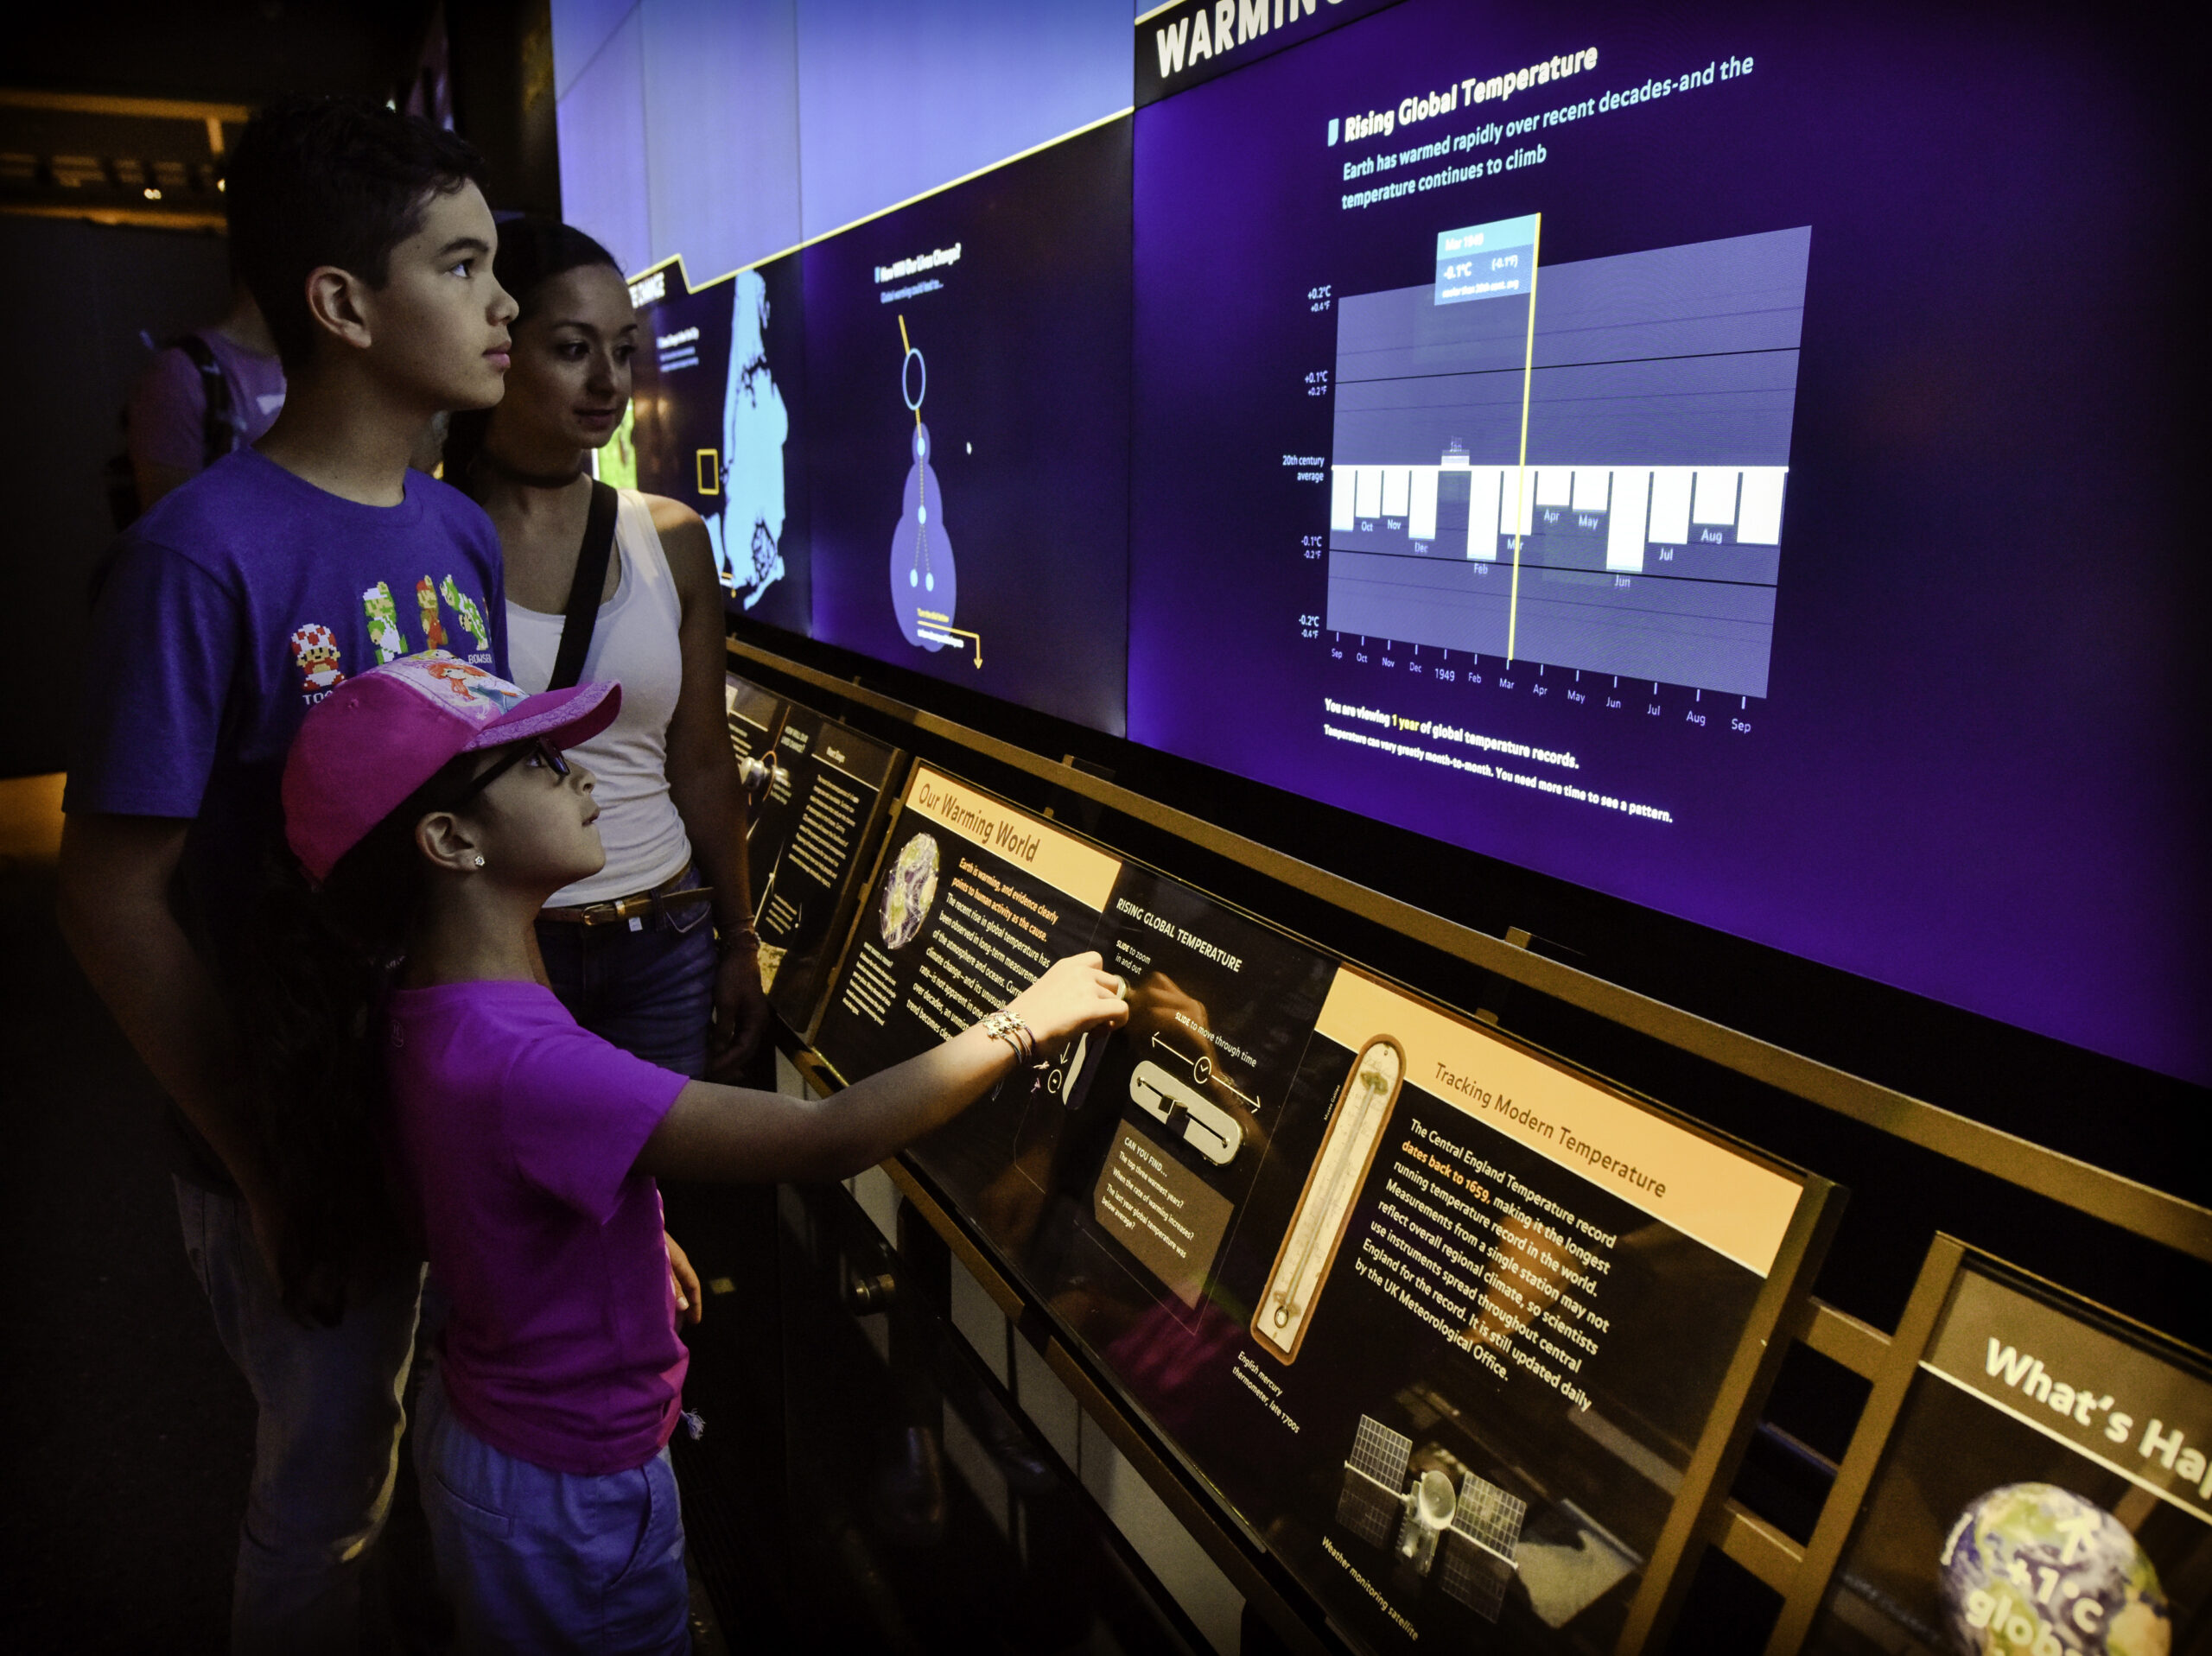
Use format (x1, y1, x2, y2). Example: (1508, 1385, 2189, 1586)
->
(803, 118, 1133, 735)
(1127, 0, 2204, 1084)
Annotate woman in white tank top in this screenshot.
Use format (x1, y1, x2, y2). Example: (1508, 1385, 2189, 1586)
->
(446, 220, 768, 1097)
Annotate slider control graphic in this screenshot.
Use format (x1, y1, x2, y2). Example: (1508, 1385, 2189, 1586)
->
(1252, 1036, 1404, 1362)
(887, 315, 979, 666)
(1338, 1414, 1527, 1622)
(1129, 1031, 1257, 1165)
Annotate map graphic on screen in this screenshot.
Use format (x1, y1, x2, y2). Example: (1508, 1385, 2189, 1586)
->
(709, 267, 792, 614)
(625, 251, 810, 636)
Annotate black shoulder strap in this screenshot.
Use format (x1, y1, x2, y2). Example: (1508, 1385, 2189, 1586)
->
(175, 333, 232, 468)
(548, 481, 620, 691)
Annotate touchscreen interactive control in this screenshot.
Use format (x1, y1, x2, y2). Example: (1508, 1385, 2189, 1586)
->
(1128, 0, 2207, 1084)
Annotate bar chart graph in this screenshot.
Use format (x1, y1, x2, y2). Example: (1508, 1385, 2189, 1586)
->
(1325, 228, 1809, 698)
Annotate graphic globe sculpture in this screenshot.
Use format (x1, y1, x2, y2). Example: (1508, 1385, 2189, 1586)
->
(1937, 1482, 2169, 1656)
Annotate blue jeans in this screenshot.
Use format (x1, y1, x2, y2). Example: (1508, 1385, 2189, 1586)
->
(536, 868, 717, 1077)
(414, 1367, 690, 1654)
(175, 1177, 424, 1654)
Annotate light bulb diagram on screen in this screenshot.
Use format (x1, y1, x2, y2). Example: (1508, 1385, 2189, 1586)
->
(888, 315, 981, 667)
(708, 268, 790, 612)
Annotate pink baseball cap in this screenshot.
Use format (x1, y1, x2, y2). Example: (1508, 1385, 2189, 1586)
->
(283, 650, 620, 883)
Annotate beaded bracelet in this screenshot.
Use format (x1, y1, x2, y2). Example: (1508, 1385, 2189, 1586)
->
(980, 1009, 1034, 1066)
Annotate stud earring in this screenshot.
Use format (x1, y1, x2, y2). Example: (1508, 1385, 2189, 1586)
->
(473, 855, 486, 867)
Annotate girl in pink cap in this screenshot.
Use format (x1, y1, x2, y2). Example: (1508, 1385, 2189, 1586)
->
(265, 651, 1128, 1652)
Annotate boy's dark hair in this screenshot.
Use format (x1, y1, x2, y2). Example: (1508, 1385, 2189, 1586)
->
(226, 95, 487, 371)
(443, 217, 623, 482)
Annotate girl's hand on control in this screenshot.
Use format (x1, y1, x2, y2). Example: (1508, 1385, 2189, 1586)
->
(1006, 952, 1129, 1050)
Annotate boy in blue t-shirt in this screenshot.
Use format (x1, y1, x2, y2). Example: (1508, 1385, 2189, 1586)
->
(57, 96, 518, 1651)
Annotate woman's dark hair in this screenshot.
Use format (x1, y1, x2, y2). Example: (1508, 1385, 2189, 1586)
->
(226, 95, 486, 371)
(442, 218, 624, 485)
(235, 748, 486, 1326)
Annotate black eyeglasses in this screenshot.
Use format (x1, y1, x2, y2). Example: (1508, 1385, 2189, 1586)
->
(448, 738, 570, 808)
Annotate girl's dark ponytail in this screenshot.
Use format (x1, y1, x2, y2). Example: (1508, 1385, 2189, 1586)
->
(235, 751, 478, 1325)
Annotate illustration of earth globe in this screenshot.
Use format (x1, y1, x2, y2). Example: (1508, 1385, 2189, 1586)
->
(1937, 1482, 2169, 1655)
(879, 833, 940, 951)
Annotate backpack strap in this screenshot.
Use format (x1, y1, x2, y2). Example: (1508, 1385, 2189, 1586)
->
(548, 481, 620, 692)
(175, 333, 233, 468)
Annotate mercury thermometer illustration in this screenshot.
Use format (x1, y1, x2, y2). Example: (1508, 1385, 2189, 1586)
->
(887, 314, 981, 666)
(1252, 1036, 1405, 1362)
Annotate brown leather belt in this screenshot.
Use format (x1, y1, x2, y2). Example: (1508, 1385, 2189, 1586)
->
(539, 865, 715, 927)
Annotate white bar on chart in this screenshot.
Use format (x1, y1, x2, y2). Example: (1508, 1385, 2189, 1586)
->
(1648, 467, 1694, 543)
(1354, 466, 1382, 521)
(1693, 467, 1738, 524)
(1382, 467, 1411, 519)
(1440, 448, 1471, 468)
(1331, 467, 1356, 532)
(1467, 467, 1503, 559)
(1572, 468, 1611, 512)
(1535, 467, 1574, 508)
(1498, 468, 1537, 537)
(1605, 469, 1651, 571)
(1407, 467, 1439, 542)
(1736, 467, 1787, 543)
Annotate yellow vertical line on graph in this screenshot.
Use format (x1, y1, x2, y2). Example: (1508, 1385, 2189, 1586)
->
(1505, 214, 1542, 664)
(898, 314, 920, 427)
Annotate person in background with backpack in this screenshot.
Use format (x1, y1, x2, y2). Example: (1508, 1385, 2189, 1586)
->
(125, 279, 286, 513)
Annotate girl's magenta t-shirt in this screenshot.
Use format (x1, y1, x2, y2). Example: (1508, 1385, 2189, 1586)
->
(386, 980, 690, 1476)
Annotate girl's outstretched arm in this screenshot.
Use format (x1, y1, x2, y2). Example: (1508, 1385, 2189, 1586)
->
(633, 953, 1128, 1185)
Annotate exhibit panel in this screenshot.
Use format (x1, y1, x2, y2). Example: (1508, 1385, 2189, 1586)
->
(723, 671, 784, 769)
(1027, 961, 1823, 1653)
(813, 762, 1127, 1086)
(1774, 1240, 2212, 1656)
(724, 671, 789, 898)
(747, 710, 906, 1041)
(624, 251, 810, 633)
(810, 752, 1838, 1651)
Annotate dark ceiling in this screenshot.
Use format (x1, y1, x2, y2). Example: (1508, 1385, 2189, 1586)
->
(12, 0, 438, 105)
(3, 0, 447, 229)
